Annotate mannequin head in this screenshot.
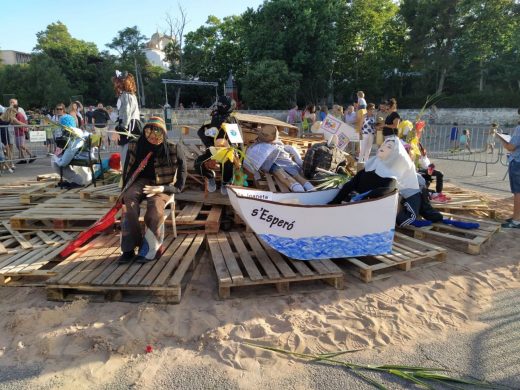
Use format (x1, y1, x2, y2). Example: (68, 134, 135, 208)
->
(143, 116, 166, 145)
(257, 124, 279, 143)
(377, 139, 396, 161)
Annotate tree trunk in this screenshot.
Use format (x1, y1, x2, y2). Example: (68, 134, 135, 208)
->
(479, 59, 484, 92)
(436, 67, 447, 94)
(175, 87, 181, 108)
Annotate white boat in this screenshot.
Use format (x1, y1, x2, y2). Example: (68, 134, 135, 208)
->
(227, 186, 399, 260)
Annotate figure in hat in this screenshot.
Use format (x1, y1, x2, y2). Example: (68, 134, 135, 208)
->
(118, 116, 187, 264)
(194, 95, 238, 195)
(245, 124, 314, 192)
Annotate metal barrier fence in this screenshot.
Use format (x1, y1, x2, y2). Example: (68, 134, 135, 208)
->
(420, 124, 514, 176)
(0, 123, 122, 165)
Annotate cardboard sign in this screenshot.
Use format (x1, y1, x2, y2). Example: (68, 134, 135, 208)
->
(222, 123, 243, 144)
(29, 130, 46, 143)
(319, 114, 359, 150)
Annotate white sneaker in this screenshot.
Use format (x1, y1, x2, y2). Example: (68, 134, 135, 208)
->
(207, 178, 217, 192)
(7, 168, 14, 174)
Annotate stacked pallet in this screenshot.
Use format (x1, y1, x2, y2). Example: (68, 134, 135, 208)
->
(10, 195, 111, 231)
(46, 233, 205, 303)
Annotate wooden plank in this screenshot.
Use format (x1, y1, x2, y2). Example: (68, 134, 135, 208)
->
(168, 234, 205, 286)
(216, 233, 244, 283)
(244, 232, 281, 279)
(229, 231, 263, 281)
(207, 234, 232, 284)
(2, 221, 33, 249)
(141, 235, 190, 286)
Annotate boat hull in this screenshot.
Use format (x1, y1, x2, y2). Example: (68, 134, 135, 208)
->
(227, 186, 399, 260)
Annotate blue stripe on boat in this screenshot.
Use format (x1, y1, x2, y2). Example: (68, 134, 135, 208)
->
(258, 230, 395, 260)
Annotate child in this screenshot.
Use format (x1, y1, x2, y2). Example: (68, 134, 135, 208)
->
(459, 129, 472, 153)
(359, 103, 376, 163)
(486, 123, 498, 154)
(357, 91, 367, 110)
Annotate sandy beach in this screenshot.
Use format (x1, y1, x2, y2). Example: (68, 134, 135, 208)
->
(0, 195, 518, 388)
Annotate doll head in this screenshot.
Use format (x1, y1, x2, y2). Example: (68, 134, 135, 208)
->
(257, 124, 278, 143)
(143, 116, 167, 145)
(377, 138, 396, 161)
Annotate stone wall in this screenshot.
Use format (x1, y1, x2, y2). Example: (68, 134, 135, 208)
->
(142, 107, 520, 128)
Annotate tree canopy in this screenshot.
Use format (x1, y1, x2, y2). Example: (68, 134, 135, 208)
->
(1, 1, 519, 110)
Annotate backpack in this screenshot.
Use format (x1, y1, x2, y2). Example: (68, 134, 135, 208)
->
(302, 142, 345, 179)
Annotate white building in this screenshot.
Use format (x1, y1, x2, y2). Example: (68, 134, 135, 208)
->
(0, 50, 31, 65)
(144, 32, 175, 69)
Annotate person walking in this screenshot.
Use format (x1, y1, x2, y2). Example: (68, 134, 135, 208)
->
(499, 117, 520, 228)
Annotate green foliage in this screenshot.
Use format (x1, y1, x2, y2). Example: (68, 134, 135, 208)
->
(241, 60, 300, 109)
(3, 2, 520, 110)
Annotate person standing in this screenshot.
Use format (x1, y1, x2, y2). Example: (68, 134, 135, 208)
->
(449, 122, 459, 150)
(499, 117, 520, 228)
(382, 98, 400, 138)
(1, 107, 35, 163)
(9, 98, 27, 120)
(118, 116, 187, 263)
(302, 104, 316, 133)
(112, 71, 141, 169)
(344, 105, 357, 125)
(486, 123, 498, 154)
(286, 104, 299, 125)
(92, 103, 111, 149)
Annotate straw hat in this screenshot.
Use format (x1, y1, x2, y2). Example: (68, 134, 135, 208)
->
(257, 125, 278, 143)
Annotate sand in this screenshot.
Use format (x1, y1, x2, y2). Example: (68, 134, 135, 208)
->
(0, 194, 518, 388)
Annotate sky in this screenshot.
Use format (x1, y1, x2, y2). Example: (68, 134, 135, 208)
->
(0, 0, 265, 53)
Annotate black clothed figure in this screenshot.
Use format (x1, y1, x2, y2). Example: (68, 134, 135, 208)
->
(418, 186, 443, 222)
(383, 111, 400, 137)
(194, 96, 236, 185)
(418, 168, 444, 194)
(329, 170, 397, 204)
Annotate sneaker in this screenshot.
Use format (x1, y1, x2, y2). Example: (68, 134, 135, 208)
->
(17, 160, 27, 164)
(135, 255, 154, 263)
(7, 168, 13, 174)
(207, 178, 217, 193)
(430, 193, 449, 204)
(501, 221, 520, 229)
(28, 156, 36, 163)
(220, 185, 228, 196)
(117, 251, 135, 264)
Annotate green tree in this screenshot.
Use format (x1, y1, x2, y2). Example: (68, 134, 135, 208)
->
(106, 26, 148, 65)
(335, 0, 405, 101)
(241, 0, 341, 104)
(241, 60, 300, 109)
(34, 21, 100, 100)
(400, 0, 463, 95)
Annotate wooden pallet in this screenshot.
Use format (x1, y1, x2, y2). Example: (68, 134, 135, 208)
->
(0, 224, 76, 286)
(399, 213, 501, 255)
(174, 203, 223, 234)
(339, 232, 447, 282)
(0, 195, 33, 220)
(0, 221, 76, 254)
(431, 191, 496, 219)
(207, 231, 344, 298)
(19, 183, 71, 204)
(46, 233, 205, 303)
(79, 183, 120, 203)
(10, 196, 110, 231)
(175, 190, 231, 206)
(37, 173, 60, 182)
